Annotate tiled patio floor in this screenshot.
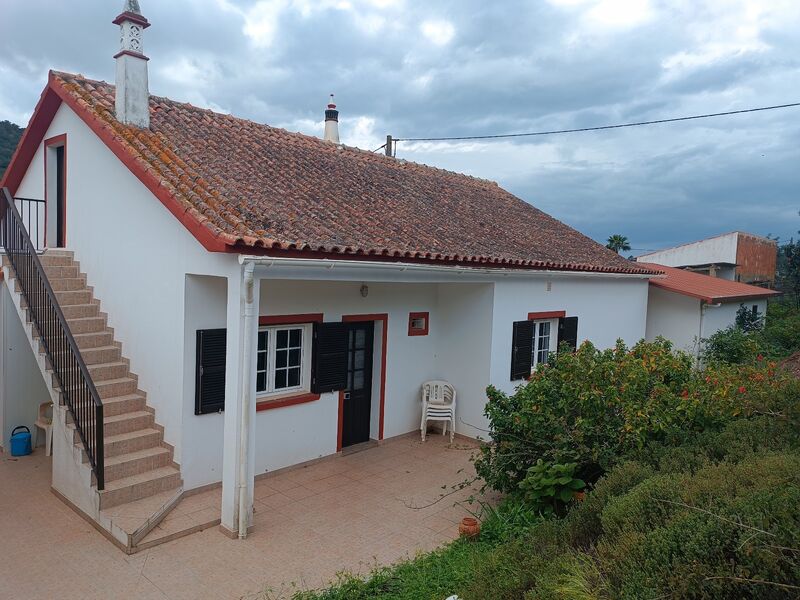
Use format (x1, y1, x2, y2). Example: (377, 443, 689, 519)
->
(0, 434, 498, 599)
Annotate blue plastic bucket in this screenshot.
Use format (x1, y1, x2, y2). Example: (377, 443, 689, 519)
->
(10, 426, 32, 457)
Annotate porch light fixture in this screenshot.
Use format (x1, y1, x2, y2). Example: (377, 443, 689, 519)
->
(360, 284, 369, 298)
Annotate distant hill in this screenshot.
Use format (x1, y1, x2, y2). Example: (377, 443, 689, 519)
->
(0, 120, 24, 180)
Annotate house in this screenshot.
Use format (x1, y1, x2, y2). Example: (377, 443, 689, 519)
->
(636, 231, 778, 286)
(641, 262, 780, 356)
(0, 2, 659, 550)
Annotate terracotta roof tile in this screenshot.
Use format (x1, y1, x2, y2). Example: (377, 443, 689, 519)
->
(639, 262, 781, 303)
(52, 71, 656, 275)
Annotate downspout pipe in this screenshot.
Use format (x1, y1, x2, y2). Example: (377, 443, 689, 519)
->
(238, 260, 256, 539)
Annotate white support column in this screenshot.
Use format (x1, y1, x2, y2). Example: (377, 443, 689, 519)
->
(220, 263, 260, 536)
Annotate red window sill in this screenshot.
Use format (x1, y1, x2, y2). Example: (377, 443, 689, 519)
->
(256, 392, 321, 412)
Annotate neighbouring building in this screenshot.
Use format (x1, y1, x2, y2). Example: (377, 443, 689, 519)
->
(641, 262, 780, 356)
(0, 1, 658, 550)
(636, 231, 778, 286)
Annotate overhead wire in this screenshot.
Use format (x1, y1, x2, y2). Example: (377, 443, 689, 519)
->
(391, 102, 800, 144)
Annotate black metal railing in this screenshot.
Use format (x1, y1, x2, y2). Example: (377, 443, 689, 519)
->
(0, 188, 104, 489)
(13, 197, 46, 251)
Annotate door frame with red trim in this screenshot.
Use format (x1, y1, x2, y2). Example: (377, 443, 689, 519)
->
(44, 134, 67, 248)
(338, 313, 388, 451)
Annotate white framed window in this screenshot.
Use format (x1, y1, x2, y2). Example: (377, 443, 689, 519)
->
(256, 324, 312, 396)
(531, 319, 558, 369)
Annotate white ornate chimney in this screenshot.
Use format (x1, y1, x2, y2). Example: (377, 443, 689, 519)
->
(113, 0, 151, 128)
(323, 95, 340, 143)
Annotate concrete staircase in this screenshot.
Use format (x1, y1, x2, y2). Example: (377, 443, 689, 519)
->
(2, 249, 185, 551)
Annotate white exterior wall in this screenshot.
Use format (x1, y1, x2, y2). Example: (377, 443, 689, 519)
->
(645, 287, 769, 354)
(489, 277, 650, 402)
(252, 280, 442, 476)
(645, 286, 702, 353)
(182, 275, 228, 489)
(637, 233, 738, 268)
(0, 283, 50, 449)
(14, 104, 239, 466)
(702, 299, 768, 339)
(436, 284, 494, 439)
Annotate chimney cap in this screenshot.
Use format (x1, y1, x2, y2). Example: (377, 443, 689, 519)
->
(124, 0, 142, 14)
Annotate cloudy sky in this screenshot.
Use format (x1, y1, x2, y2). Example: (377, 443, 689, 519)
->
(1, 0, 798, 252)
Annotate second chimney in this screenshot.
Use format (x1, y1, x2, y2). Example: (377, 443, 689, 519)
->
(323, 95, 340, 143)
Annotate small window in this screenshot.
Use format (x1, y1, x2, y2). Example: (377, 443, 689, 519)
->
(256, 324, 311, 396)
(408, 312, 429, 336)
(531, 319, 557, 370)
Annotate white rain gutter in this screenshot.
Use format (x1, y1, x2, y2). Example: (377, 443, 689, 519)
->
(238, 260, 256, 539)
(240, 256, 656, 280)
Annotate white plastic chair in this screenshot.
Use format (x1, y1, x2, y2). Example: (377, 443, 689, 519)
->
(33, 401, 54, 456)
(421, 380, 456, 443)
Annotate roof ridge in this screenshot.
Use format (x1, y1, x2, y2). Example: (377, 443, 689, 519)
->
(52, 71, 502, 189)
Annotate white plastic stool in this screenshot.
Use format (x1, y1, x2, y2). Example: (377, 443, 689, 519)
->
(33, 401, 54, 456)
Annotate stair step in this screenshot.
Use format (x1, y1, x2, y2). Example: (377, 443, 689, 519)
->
(88, 361, 129, 382)
(104, 447, 172, 483)
(99, 466, 182, 510)
(94, 377, 138, 399)
(55, 289, 93, 306)
(68, 410, 153, 439)
(75, 345, 122, 365)
(42, 265, 80, 279)
(66, 316, 106, 334)
(37, 252, 74, 266)
(102, 393, 147, 417)
(104, 428, 163, 458)
(59, 303, 100, 319)
(104, 410, 153, 436)
(49, 277, 87, 291)
(73, 330, 114, 349)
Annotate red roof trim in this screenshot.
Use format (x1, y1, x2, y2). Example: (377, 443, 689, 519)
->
(0, 86, 63, 195)
(225, 243, 660, 275)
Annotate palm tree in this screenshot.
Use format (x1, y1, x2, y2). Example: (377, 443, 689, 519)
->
(606, 234, 631, 254)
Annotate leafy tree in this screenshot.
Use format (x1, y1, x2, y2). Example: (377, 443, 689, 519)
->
(606, 234, 631, 254)
(0, 120, 24, 179)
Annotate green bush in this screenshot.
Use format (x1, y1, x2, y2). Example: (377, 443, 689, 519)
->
(518, 460, 585, 516)
(703, 301, 800, 364)
(702, 325, 762, 364)
(597, 453, 800, 599)
(475, 338, 798, 494)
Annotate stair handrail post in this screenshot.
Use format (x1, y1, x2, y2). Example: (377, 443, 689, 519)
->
(1, 187, 105, 490)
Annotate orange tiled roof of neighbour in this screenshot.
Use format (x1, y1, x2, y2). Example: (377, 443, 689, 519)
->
(640, 262, 781, 303)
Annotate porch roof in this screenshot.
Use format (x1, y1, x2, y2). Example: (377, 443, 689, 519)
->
(4, 71, 657, 276)
(639, 262, 781, 303)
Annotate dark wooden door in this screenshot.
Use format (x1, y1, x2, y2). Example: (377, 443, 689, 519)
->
(55, 146, 65, 248)
(342, 321, 374, 448)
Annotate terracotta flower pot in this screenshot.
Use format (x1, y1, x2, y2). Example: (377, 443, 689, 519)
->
(459, 517, 480, 539)
(573, 491, 586, 502)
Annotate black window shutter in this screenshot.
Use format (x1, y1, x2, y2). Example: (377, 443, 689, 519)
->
(558, 316, 579, 352)
(510, 320, 534, 380)
(311, 322, 349, 393)
(195, 329, 227, 415)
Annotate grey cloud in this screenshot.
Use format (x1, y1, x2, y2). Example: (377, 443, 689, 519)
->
(0, 0, 798, 247)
